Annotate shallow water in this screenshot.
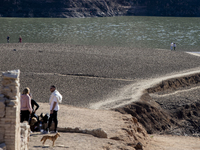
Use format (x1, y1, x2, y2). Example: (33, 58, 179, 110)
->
(0, 16, 200, 51)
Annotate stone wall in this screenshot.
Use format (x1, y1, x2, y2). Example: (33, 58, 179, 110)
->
(0, 70, 29, 150)
(21, 122, 30, 150)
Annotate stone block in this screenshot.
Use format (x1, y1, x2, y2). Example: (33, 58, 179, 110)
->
(2, 70, 20, 80)
(6, 100, 18, 107)
(5, 144, 15, 150)
(5, 135, 15, 139)
(0, 100, 5, 108)
(3, 117, 16, 123)
(6, 106, 17, 112)
(6, 106, 17, 116)
(0, 112, 5, 118)
(12, 80, 20, 86)
(0, 120, 5, 127)
(0, 95, 4, 101)
(1, 87, 10, 96)
(0, 127, 5, 132)
(0, 134, 4, 141)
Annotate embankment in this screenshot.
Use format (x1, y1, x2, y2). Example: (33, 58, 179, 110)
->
(115, 73, 200, 137)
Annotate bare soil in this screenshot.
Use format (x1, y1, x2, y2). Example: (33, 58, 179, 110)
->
(1, 43, 200, 149)
(29, 103, 149, 150)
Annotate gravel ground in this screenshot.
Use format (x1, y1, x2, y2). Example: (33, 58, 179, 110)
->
(1, 43, 200, 149)
(1, 43, 200, 108)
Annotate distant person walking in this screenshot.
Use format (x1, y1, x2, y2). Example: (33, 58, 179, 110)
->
(173, 43, 176, 50)
(7, 35, 10, 43)
(170, 42, 173, 51)
(18, 36, 22, 43)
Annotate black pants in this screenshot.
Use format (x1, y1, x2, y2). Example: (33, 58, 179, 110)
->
(47, 110, 58, 131)
(21, 110, 30, 123)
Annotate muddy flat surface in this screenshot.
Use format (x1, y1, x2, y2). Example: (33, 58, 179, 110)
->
(1, 43, 200, 109)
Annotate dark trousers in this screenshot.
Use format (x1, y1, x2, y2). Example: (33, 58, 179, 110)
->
(21, 110, 30, 123)
(47, 110, 58, 131)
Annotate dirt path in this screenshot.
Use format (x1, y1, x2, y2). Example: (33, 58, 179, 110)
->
(148, 134, 200, 150)
(28, 103, 200, 150)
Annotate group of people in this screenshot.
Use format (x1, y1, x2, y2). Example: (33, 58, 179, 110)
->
(6, 35, 22, 43)
(170, 42, 176, 51)
(20, 85, 62, 134)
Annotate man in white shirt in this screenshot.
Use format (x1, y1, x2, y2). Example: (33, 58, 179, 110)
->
(170, 42, 173, 51)
(45, 85, 62, 133)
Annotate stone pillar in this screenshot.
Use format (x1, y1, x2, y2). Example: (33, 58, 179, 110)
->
(21, 122, 30, 150)
(0, 70, 21, 150)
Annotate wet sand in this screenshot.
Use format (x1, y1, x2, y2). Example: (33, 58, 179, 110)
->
(1, 43, 200, 109)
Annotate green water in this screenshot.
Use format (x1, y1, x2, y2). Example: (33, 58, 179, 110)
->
(0, 16, 200, 51)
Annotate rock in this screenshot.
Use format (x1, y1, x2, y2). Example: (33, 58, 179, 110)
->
(135, 142, 143, 150)
(2, 70, 20, 79)
(0, 95, 4, 100)
(7, 100, 17, 107)
(91, 128, 107, 138)
(110, 136, 121, 141)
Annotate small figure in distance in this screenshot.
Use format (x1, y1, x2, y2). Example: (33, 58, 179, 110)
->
(170, 42, 173, 51)
(18, 36, 22, 43)
(7, 35, 10, 43)
(173, 43, 176, 51)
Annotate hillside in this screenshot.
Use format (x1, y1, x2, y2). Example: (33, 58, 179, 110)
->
(0, 0, 200, 18)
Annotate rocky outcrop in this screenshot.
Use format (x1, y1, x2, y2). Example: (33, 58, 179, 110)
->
(0, 0, 200, 18)
(0, 70, 30, 150)
(114, 101, 177, 134)
(0, 70, 21, 150)
(146, 73, 200, 94)
(115, 73, 200, 137)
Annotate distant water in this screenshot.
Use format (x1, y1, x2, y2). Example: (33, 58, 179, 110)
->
(0, 16, 200, 51)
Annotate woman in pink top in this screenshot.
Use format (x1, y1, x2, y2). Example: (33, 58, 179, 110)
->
(20, 87, 32, 123)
